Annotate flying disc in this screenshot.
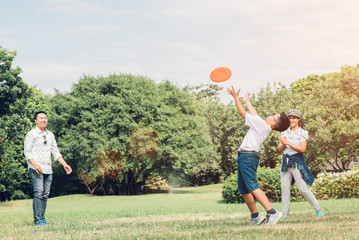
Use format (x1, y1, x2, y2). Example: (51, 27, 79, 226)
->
(210, 67, 232, 83)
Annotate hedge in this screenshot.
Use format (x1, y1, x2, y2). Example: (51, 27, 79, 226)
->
(311, 170, 359, 199)
(222, 166, 359, 203)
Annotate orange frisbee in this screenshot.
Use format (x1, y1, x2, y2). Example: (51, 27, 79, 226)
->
(210, 67, 232, 82)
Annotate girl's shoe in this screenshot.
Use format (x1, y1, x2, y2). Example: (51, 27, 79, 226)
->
(281, 213, 289, 218)
(316, 209, 324, 217)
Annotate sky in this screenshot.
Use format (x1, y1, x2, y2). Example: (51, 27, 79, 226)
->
(1, 0, 359, 103)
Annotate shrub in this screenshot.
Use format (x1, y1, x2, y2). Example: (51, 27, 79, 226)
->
(222, 167, 306, 203)
(350, 163, 359, 171)
(222, 173, 244, 203)
(256, 167, 281, 202)
(311, 170, 359, 199)
(10, 190, 30, 200)
(142, 176, 170, 193)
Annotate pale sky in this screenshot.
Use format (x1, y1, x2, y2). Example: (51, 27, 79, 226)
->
(1, 0, 359, 103)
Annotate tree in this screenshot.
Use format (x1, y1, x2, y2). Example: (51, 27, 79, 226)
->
(290, 74, 326, 96)
(183, 84, 223, 101)
(185, 84, 244, 178)
(50, 74, 219, 195)
(156, 82, 219, 186)
(252, 66, 359, 172)
(305, 65, 359, 171)
(0, 47, 28, 116)
(246, 83, 301, 168)
(0, 115, 31, 201)
(0, 47, 52, 201)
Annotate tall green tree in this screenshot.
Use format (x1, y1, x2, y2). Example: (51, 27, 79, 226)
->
(50, 74, 218, 195)
(251, 66, 359, 172)
(185, 84, 244, 178)
(305, 65, 359, 171)
(0, 47, 28, 116)
(0, 47, 52, 201)
(0, 47, 29, 201)
(252, 83, 308, 167)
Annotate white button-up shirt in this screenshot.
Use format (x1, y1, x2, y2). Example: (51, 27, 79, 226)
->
(24, 127, 62, 174)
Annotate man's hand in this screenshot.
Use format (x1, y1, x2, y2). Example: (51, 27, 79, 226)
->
(34, 164, 43, 174)
(226, 86, 240, 98)
(29, 159, 43, 174)
(57, 157, 72, 174)
(64, 164, 72, 175)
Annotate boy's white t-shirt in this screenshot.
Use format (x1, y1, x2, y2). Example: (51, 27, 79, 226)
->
(239, 114, 272, 152)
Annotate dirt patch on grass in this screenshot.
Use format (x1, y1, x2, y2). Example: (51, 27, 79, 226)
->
(0, 200, 28, 210)
(93, 212, 248, 225)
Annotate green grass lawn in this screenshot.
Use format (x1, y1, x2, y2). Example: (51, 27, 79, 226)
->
(1, 184, 359, 239)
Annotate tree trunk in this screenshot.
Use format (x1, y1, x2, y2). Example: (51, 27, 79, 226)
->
(85, 182, 100, 194)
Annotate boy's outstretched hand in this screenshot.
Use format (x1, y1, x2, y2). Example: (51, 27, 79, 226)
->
(242, 92, 250, 103)
(227, 86, 247, 119)
(227, 86, 240, 98)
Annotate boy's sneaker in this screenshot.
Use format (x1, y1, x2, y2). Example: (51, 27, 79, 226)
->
(316, 209, 324, 217)
(250, 213, 266, 225)
(266, 211, 282, 225)
(42, 220, 49, 225)
(281, 213, 289, 219)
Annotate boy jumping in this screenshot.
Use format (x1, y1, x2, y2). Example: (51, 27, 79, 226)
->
(227, 86, 290, 225)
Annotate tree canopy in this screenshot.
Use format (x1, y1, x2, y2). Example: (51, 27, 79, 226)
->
(49, 74, 218, 195)
(0, 47, 52, 201)
(1, 44, 358, 200)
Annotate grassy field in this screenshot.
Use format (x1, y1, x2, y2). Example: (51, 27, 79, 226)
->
(1, 184, 359, 240)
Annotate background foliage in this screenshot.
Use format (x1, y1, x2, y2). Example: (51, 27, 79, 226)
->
(1, 45, 358, 201)
(49, 74, 218, 195)
(222, 167, 359, 204)
(0, 47, 51, 201)
(311, 170, 359, 199)
(222, 167, 304, 203)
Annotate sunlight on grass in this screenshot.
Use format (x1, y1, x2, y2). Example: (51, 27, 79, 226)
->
(1, 184, 359, 239)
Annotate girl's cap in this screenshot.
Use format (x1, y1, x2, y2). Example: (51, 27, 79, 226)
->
(287, 109, 301, 118)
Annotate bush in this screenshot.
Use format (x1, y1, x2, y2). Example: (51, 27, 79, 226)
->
(222, 167, 306, 203)
(350, 163, 359, 171)
(311, 170, 359, 199)
(222, 173, 244, 203)
(10, 190, 30, 200)
(142, 176, 170, 193)
(256, 167, 281, 202)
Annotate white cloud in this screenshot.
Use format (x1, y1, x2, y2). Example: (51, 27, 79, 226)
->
(40, 0, 138, 17)
(2, 0, 359, 103)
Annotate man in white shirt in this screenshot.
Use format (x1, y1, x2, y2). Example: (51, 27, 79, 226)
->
(24, 111, 72, 226)
(227, 86, 290, 226)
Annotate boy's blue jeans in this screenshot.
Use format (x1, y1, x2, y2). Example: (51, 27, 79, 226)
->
(29, 168, 53, 223)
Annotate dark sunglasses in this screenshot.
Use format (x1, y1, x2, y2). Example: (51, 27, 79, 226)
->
(43, 135, 47, 145)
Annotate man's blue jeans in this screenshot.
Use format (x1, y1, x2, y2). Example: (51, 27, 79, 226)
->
(29, 168, 53, 223)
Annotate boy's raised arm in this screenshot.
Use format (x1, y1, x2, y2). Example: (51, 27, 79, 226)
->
(227, 86, 246, 119)
(242, 92, 257, 116)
